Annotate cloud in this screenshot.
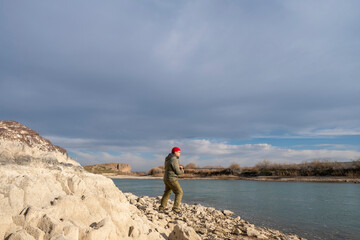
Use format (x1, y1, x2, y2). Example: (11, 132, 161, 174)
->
(48, 136, 360, 171)
(1, 1, 360, 168)
(300, 128, 360, 136)
(44, 136, 98, 148)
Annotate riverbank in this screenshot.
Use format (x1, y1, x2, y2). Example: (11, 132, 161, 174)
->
(107, 173, 360, 183)
(237, 176, 360, 183)
(125, 192, 305, 240)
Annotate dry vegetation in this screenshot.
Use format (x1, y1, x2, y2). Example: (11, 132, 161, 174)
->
(242, 159, 360, 177)
(147, 166, 165, 177)
(147, 159, 360, 178)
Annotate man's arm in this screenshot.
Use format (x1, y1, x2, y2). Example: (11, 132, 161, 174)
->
(171, 157, 183, 175)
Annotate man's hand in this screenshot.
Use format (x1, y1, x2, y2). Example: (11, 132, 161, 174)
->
(179, 165, 184, 172)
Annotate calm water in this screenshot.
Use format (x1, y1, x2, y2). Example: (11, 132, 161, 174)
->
(112, 179, 360, 240)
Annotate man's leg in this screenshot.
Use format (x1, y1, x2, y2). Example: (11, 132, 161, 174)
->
(159, 181, 172, 210)
(168, 180, 183, 212)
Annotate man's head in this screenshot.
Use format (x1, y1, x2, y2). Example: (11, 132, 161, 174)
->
(172, 147, 181, 157)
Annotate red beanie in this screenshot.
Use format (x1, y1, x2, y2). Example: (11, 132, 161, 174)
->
(172, 147, 181, 153)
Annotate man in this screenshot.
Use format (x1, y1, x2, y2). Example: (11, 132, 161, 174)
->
(159, 147, 184, 213)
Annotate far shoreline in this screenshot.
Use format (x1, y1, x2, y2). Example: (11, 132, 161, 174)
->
(106, 174, 360, 183)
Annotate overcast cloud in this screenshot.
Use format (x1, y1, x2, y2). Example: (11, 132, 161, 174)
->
(1, 0, 360, 170)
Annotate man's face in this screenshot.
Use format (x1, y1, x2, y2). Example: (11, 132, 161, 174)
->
(174, 151, 181, 157)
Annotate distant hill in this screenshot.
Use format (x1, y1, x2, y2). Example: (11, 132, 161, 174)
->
(84, 163, 131, 175)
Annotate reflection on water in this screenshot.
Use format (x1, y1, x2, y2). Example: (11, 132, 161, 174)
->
(112, 179, 360, 240)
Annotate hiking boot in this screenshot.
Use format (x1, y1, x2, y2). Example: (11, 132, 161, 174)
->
(172, 209, 181, 215)
(158, 207, 169, 213)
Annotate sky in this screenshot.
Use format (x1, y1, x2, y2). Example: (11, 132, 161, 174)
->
(1, 0, 360, 171)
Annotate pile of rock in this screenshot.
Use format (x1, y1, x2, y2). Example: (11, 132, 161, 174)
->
(125, 193, 305, 240)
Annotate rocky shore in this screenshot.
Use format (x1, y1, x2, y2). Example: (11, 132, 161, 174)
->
(124, 193, 304, 240)
(0, 121, 305, 240)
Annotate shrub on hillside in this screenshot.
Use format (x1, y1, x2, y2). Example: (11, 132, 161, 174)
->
(203, 165, 224, 169)
(255, 160, 272, 170)
(147, 167, 164, 176)
(229, 163, 241, 174)
(185, 163, 199, 169)
(353, 160, 360, 168)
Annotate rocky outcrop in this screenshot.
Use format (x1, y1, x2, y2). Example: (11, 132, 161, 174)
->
(0, 121, 165, 239)
(0, 164, 166, 240)
(84, 163, 132, 174)
(0, 121, 79, 168)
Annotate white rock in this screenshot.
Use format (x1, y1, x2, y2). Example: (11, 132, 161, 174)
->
(222, 210, 234, 216)
(50, 234, 73, 240)
(258, 233, 269, 239)
(246, 227, 261, 237)
(6, 229, 36, 240)
(0, 163, 166, 240)
(233, 228, 242, 235)
(168, 223, 201, 240)
(138, 197, 148, 205)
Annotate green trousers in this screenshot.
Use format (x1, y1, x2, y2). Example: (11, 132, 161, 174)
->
(159, 179, 183, 211)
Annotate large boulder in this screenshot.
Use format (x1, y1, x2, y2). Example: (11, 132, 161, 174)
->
(168, 223, 201, 240)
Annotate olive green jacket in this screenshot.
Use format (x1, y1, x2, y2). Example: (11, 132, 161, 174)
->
(163, 153, 183, 181)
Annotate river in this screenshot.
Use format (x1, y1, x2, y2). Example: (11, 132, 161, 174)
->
(112, 178, 360, 240)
